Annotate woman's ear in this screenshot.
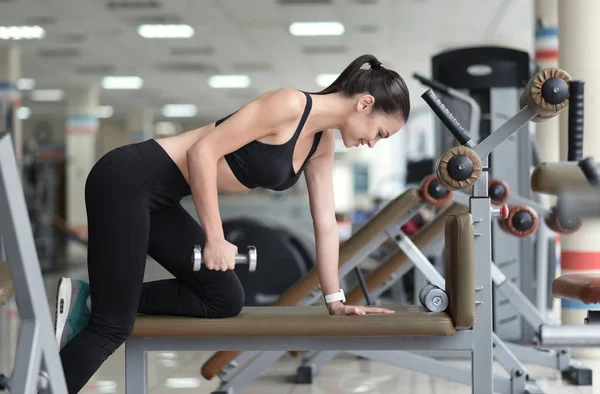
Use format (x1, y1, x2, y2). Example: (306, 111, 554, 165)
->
(356, 94, 375, 112)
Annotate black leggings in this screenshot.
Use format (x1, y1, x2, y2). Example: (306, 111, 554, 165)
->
(59, 139, 245, 393)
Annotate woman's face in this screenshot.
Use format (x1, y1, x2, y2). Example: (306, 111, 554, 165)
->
(340, 94, 405, 148)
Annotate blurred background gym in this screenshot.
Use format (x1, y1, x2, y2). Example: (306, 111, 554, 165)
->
(2, 0, 600, 393)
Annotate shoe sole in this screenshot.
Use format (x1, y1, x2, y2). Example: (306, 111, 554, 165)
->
(54, 277, 72, 348)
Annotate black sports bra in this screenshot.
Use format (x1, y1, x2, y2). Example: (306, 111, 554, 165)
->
(218, 91, 323, 191)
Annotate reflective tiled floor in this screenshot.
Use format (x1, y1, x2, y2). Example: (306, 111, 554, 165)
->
(2, 256, 600, 394)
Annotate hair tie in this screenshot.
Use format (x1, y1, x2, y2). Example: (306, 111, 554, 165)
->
(370, 61, 383, 70)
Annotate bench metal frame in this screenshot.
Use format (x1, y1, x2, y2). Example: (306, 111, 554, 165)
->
(0, 132, 68, 393)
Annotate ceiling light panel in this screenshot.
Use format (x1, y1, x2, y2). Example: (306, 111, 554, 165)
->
(137, 24, 194, 39)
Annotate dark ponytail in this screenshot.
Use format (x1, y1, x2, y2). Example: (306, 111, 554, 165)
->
(314, 54, 410, 121)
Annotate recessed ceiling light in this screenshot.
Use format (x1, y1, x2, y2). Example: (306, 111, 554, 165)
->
(137, 24, 194, 39)
(102, 76, 143, 90)
(0, 25, 45, 40)
(208, 75, 251, 89)
(289, 22, 344, 36)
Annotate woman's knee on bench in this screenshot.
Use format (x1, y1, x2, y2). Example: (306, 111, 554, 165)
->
(189, 270, 245, 318)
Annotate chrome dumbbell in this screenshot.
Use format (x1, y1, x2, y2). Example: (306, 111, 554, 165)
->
(191, 245, 257, 272)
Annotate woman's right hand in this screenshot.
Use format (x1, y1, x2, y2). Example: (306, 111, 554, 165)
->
(203, 238, 239, 271)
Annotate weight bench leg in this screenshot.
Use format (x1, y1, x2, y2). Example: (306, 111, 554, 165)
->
(296, 351, 338, 384)
(125, 339, 147, 394)
(212, 351, 286, 394)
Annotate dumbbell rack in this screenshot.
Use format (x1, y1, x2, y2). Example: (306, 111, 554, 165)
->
(0, 131, 68, 393)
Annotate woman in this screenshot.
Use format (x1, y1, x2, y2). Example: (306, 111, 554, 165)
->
(54, 54, 411, 393)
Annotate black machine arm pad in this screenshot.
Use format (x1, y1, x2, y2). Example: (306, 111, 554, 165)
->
(568, 81, 585, 162)
(413, 73, 451, 95)
(421, 89, 471, 145)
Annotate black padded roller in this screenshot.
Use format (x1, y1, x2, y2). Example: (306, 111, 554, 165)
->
(578, 156, 600, 185)
(413, 73, 451, 95)
(421, 89, 471, 146)
(568, 81, 585, 162)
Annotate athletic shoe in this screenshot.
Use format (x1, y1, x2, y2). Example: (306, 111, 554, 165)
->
(54, 277, 91, 351)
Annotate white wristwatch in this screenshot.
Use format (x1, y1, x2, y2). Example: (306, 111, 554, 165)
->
(324, 289, 346, 304)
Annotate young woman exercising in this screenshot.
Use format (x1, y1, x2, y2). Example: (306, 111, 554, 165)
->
(54, 54, 411, 393)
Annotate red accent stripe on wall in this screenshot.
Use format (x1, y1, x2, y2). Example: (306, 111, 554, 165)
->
(561, 251, 600, 271)
(535, 49, 559, 61)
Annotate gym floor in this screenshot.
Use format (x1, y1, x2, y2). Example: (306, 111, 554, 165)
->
(0, 254, 596, 394)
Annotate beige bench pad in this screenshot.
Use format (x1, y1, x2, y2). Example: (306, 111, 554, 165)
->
(531, 163, 590, 195)
(445, 212, 475, 329)
(131, 305, 455, 338)
(0, 261, 13, 305)
(553, 274, 600, 304)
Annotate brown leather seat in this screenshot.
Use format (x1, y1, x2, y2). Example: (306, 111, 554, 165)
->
(0, 261, 14, 305)
(553, 274, 600, 304)
(131, 305, 456, 338)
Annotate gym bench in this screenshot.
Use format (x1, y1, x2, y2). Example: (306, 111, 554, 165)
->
(127, 213, 479, 394)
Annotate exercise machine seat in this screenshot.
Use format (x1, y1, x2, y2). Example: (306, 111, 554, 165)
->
(0, 261, 13, 305)
(531, 163, 590, 195)
(131, 305, 456, 338)
(553, 274, 600, 304)
(345, 203, 468, 304)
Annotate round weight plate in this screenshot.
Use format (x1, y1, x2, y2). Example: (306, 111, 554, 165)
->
(222, 218, 315, 306)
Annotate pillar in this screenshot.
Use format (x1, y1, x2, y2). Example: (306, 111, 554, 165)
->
(534, 0, 561, 318)
(0, 46, 22, 167)
(127, 107, 154, 143)
(66, 84, 99, 260)
(558, 0, 600, 357)
(534, 0, 560, 163)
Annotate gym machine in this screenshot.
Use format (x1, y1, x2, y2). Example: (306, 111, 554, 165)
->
(296, 69, 589, 391)
(0, 131, 68, 392)
(425, 46, 542, 341)
(176, 67, 570, 394)
(538, 161, 600, 347)
(413, 50, 590, 384)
